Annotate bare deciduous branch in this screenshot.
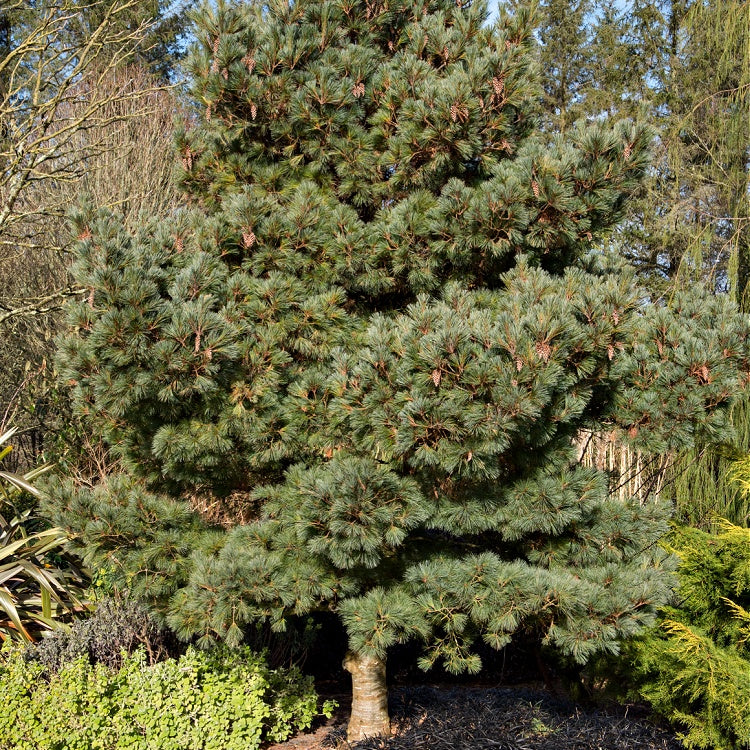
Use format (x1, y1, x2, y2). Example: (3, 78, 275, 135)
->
(0, 1, 186, 467)
(0, 1, 165, 238)
(0, 286, 86, 326)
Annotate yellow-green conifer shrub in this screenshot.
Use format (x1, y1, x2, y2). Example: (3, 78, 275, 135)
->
(623, 523, 750, 750)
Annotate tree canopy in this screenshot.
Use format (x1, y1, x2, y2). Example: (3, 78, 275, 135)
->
(52, 0, 750, 739)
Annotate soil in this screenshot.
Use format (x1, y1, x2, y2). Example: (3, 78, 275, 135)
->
(267, 684, 682, 750)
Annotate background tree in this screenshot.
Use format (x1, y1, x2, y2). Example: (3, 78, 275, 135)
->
(646, 0, 750, 527)
(537, 0, 750, 527)
(52, 0, 750, 740)
(536, 0, 594, 130)
(66, 0, 198, 81)
(538, 0, 750, 302)
(0, 0, 189, 470)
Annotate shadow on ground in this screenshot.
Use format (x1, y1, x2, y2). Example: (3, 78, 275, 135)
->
(271, 684, 680, 750)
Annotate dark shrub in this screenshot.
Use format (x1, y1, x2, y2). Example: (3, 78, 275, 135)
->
(28, 596, 176, 673)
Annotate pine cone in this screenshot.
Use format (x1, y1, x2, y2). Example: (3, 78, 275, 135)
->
(450, 103, 468, 122)
(242, 230, 256, 248)
(242, 54, 256, 73)
(535, 341, 551, 362)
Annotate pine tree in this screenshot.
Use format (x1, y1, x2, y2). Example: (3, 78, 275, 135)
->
(53, 0, 750, 739)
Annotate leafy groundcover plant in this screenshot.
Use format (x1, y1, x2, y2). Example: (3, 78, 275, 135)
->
(0, 643, 335, 750)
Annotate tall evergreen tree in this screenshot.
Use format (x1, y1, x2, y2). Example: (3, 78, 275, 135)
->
(536, 0, 594, 130)
(53, 0, 750, 739)
(537, 0, 750, 303)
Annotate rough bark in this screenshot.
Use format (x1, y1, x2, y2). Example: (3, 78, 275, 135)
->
(343, 651, 390, 741)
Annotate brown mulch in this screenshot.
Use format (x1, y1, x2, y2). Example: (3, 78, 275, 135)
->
(271, 685, 682, 750)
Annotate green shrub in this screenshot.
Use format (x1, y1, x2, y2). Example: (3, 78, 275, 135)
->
(28, 596, 177, 674)
(0, 643, 335, 750)
(611, 522, 750, 750)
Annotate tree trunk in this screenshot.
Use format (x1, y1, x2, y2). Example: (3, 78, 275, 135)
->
(343, 651, 390, 741)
